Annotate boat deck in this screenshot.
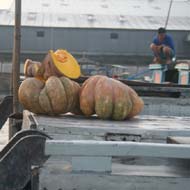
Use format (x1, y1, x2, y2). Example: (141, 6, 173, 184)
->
(23, 110, 190, 142)
(1, 111, 190, 189)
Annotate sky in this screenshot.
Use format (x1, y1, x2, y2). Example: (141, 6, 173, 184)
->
(0, 0, 13, 9)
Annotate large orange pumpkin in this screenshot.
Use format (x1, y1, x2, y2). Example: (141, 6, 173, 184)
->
(80, 75, 144, 120)
(18, 76, 80, 115)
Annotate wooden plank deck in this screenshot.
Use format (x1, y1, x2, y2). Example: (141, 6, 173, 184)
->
(23, 110, 190, 142)
(21, 110, 190, 189)
(40, 153, 190, 190)
(39, 169, 190, 190)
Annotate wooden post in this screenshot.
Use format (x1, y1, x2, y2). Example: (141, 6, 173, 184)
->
(9, 0, 22, 139)
(12, 0, 21, 113)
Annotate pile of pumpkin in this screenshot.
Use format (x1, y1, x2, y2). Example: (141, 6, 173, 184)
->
(19, 50, 144, 121)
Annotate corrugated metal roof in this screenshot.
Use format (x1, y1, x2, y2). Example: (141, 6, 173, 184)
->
(0, 0, 190, 30)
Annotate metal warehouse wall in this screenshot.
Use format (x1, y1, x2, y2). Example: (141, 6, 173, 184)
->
(0, 26, 189, 62)
(0, 26, 14, 53)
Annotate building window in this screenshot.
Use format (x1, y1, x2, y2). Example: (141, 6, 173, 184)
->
(110, 33, 119, 39)
(36, 31, 45, 37)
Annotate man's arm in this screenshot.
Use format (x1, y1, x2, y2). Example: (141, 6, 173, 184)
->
(150, 42, 164, 56)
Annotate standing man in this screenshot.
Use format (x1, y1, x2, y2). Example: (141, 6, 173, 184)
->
(150, 27, 175, 64)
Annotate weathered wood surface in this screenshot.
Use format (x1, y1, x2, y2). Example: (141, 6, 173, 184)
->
(142, 97, 190, 116)
(39, 172, 190, 190)
(45, 140, 190, 174)
(46, 140, 190, 159)
(41, 138, 190, 189)
(24, 108, 190, 190)
(40, 157, 190, 190)
(23, 110, 190, 142)
(133, 86, 190, 98)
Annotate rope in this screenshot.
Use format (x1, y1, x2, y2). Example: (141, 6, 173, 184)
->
(165, 0, 173, 28)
